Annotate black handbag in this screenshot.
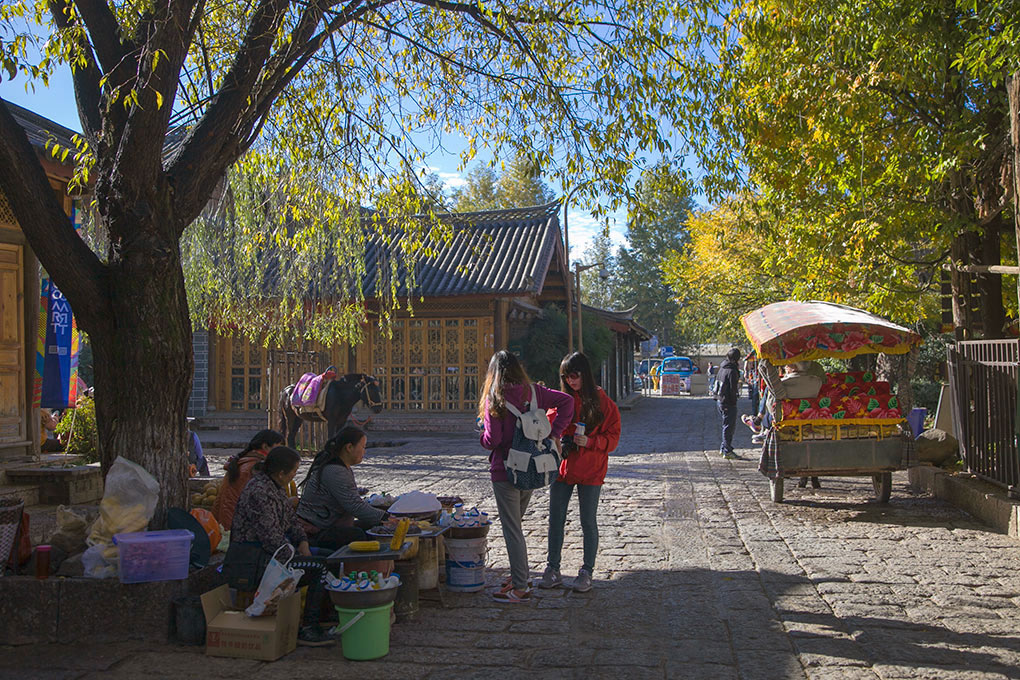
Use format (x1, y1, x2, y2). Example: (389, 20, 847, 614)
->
(221, 541, 271, 592)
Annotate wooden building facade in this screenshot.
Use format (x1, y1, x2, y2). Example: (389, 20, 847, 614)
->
(0, 103, 78, 458)
(196, 202, 645, 416)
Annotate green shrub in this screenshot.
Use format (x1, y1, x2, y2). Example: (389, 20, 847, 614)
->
(911, 379, 942, 415)
(520, 304, 613, 386)
(54, 395, 99, 464)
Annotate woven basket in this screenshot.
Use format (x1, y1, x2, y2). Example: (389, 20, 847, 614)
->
(0, 498, 24, 575)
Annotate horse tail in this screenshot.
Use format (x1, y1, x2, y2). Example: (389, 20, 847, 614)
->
(278, 385, 292, 436)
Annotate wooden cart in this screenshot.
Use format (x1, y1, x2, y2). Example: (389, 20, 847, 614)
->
(741, 301, 923, 504)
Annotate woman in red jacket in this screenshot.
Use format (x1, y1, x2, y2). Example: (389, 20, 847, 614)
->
(540, 352, 621, 593)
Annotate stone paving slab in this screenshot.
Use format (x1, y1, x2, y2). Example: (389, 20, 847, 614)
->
(4, 394, 1020, 679)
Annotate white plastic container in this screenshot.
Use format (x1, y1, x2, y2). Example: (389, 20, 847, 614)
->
(444, 536, 486, 592)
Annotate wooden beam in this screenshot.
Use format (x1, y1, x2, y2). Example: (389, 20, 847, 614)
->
(947, 264, 1020, 275)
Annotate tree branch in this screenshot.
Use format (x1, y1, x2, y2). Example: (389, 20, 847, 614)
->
(0, 99, 109, 326)
(47, 0, 103, 144)
(166, 0, 293, 226)
(72, 0, 132, 74)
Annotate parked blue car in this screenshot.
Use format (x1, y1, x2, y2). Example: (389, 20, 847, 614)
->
(660, 356, 694, 378)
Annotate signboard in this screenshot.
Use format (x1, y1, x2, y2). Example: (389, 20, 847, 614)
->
(661, 374, 681, 395)
(34, 277, 80, 409)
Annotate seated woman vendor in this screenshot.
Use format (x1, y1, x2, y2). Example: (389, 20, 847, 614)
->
(297, 426, 386, 550)
(225, 445, 334, 647)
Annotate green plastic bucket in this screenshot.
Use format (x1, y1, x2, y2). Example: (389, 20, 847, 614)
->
(335, 602, 392, 660)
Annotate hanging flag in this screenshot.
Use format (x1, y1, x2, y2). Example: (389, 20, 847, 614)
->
(33, 277, 79, 409)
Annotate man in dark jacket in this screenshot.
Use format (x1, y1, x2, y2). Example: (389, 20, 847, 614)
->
(716, 347, 742, 459)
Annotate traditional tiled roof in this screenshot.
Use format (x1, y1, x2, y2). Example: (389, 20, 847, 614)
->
(363, 201, 563, 298)
(6, 101, 78, 155)
(582, 303, 653, 340)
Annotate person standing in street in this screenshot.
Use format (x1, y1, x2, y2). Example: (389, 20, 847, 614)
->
(743, 349, 760, 417)
(716, 348, 742, 459)
(540, 352, 621, 594)
(479, 350, 573, 603)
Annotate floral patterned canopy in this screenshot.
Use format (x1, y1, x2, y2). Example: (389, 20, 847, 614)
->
(740, 301, 922, 365)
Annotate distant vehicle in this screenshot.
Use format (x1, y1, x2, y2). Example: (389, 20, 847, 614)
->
(659, 355, 694, 395)
(658, 346, 675, 358)
(660, 356, 694, 377)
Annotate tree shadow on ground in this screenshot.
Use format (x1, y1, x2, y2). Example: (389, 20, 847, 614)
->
(384, 566, 1020, 678)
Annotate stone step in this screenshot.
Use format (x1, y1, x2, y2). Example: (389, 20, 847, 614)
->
(196, 411, 476, 433)
(0, 483, 40, 507)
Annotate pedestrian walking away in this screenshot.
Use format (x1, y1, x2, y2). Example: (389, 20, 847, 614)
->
(541, 352, 621, 594)
(716, 348, 742, 458)
(478, 350, 573, 603)
(743, 349, 760, 417)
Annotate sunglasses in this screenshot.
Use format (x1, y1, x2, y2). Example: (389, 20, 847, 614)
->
(562, 371, 581, 380)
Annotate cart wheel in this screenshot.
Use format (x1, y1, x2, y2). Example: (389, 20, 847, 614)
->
(770, 477, 784, 503)
(872, 472, 891, 503)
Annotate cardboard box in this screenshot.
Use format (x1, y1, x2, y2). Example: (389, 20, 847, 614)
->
(201, 584, 300, 661)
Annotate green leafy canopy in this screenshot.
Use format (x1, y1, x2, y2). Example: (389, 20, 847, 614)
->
(1, 0, 726, 346)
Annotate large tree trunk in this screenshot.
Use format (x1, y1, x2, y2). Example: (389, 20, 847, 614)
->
(949, 231, 976, 340)
(978, 218, 1005, 339)
(88, 218, 194, 529)
(1009, 73, 1020, 318)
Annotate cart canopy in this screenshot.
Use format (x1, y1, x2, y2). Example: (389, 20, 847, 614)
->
(740, 301, 922, 365)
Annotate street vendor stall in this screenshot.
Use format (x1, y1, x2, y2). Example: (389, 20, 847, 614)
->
(741, 301, 922, 503)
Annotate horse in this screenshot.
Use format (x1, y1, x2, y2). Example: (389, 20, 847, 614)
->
(277, 373, 383, 449)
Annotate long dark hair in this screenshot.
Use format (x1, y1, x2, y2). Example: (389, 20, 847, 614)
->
(559, 352, 604, 430)
(478, 350, 531, 419)
(226, 429, 285, 483)
(254, 446, 301, 478)
(299, 426, 366, 488)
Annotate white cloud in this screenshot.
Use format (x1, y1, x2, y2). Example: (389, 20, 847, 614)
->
(425, 166, 468, 189)
(565, 208, 627, 261)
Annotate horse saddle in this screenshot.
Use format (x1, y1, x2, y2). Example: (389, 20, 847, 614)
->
(293, 368, 336, 419)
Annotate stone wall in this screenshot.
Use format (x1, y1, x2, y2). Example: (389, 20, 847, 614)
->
(0, 561, 223, 645)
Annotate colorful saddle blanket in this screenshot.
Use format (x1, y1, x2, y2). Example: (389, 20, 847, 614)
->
(292, 369, 336, 409)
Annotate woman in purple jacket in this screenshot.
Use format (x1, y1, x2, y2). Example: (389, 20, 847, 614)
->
(479, 350, 573, 603)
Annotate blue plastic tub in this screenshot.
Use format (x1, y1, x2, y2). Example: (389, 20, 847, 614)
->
(113, 529, 194, 584)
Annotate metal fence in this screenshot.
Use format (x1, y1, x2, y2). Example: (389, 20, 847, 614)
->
(946, 339, 1019, 494)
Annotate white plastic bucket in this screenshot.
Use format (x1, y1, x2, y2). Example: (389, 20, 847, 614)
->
(444, 536, 486, 592)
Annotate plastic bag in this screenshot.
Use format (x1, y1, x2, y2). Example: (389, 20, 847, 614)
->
(245, 544, 303, 617)
(81, 544, 117, 579)
(87, 457, 160, 547)
(49, 505, 89, 554)
(84, 457, 160, 578)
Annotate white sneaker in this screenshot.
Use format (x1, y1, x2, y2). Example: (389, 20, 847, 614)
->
(751, 433, 766, 444)
(539, 566, 562, 589)
(741, 414, 761, 434)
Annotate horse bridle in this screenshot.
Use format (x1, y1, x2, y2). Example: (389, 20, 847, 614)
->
(357, 375, 382, 409)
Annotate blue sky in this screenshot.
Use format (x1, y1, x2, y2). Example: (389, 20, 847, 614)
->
(0, 61, 628, 262)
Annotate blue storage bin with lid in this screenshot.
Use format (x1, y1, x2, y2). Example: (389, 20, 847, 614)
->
(113, 529, 194, 584)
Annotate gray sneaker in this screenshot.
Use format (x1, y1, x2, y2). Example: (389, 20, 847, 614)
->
(539, 566, 562, 589)
(572, 568, 593, 593)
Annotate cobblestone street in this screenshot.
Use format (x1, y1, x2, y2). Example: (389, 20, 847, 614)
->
(6, 394, 1020, 679)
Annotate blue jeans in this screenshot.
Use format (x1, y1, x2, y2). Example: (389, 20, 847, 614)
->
(547, 480, 602, 573)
